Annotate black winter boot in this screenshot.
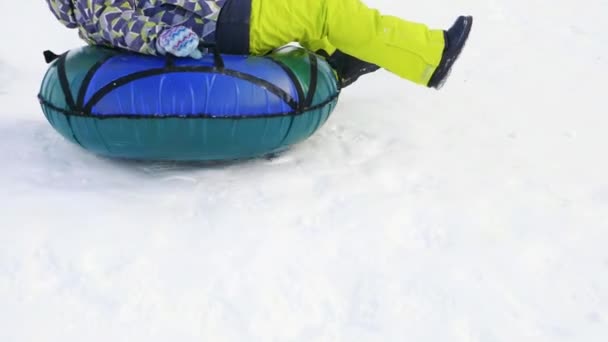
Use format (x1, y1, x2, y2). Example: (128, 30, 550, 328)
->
(319, 49, 380, 88)
(428, 16, 473, 89)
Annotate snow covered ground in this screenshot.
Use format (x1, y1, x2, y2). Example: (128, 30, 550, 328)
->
(1, 0, 608, 341)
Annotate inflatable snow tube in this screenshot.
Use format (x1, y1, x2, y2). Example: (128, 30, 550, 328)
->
(38, 45, 340, 161)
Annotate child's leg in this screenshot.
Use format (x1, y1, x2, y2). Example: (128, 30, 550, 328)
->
(249, 0, 445, 85)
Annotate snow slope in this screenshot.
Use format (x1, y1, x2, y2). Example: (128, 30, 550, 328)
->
(1, 0, 608, 341)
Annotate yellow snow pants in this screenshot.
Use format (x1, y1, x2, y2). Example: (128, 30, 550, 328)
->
(249, 0, 446, 86)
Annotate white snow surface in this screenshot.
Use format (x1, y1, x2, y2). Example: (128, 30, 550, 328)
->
(1, 0, 608, 341)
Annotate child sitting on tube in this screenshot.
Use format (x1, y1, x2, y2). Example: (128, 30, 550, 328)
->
(45, 0, 473, 89)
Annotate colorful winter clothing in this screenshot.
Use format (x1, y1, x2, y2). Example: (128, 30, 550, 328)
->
(45, 0, 451, 86)
(156, 26, 203, 58)
(249, 0, 445, 86)
(45, 0, 225, 55)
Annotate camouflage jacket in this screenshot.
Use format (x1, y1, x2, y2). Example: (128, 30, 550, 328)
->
(45, 0, 226, 55)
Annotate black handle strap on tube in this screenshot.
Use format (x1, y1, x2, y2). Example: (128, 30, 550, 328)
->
(43, 50, 60, 64)
(199, 42, 225, 69)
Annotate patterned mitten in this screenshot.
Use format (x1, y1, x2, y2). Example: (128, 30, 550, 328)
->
(156, 26, 202, 59)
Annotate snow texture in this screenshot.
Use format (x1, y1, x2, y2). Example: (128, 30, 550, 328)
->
(1, 0, 608, 341)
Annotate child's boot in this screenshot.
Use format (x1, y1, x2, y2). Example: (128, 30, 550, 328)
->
(427, 16, 473, 89)
(323, 50, 380, 88)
